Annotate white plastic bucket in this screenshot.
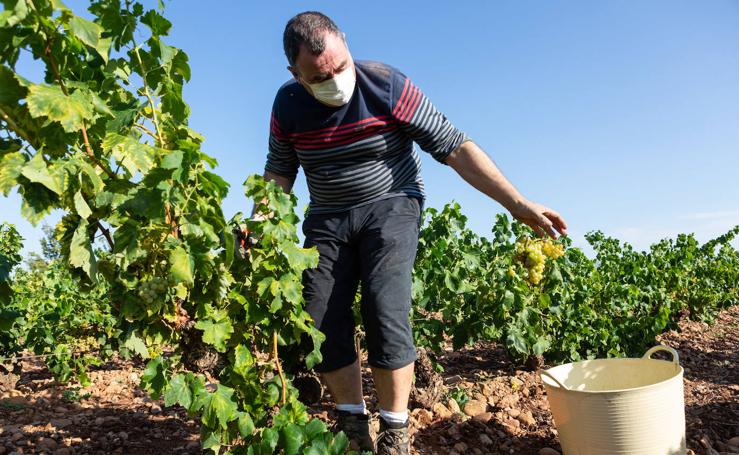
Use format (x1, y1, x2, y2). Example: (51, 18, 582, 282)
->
(540, 345, 686, 455)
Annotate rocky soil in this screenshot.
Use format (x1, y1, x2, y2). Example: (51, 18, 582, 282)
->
(0, 305, 737, 455)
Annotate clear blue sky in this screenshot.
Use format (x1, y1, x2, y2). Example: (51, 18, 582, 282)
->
(3, 0, 739, 257)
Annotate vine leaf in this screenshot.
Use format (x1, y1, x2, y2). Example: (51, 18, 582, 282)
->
(169, 244, 193, 284)
(102, 132, 156, 176)
(164, 373, 192, 409)
(68, 16, 111, 63)
(26, 84, 94, 133)
(20, 153, 61, 194)
(0, 152, 25, 196)
(69, 218, 97, 279)
(202, 384, 238, 430)
(195, 308, 233, 352)
(123, 332, 149, 359)
(73, 190, 92, 219)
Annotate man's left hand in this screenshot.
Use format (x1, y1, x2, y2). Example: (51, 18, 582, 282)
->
(509, 199, 568, 239)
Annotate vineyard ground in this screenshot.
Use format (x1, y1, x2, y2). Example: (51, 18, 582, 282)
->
(0, 306, 736, 455)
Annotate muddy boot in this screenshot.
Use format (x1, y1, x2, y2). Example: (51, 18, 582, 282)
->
(336, 410, 375, 453)
(375, 417, 410, 455)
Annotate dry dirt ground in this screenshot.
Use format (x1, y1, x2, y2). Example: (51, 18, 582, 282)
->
(0, 306, 737, 455)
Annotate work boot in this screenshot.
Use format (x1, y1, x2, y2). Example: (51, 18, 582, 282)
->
(375, 417, 410, 455)
(336, 410, 375, 453)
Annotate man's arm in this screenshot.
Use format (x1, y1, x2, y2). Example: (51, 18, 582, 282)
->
(445, 140, 567, 239)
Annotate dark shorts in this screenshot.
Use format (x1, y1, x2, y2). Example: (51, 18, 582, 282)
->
(302, 195, 422, 373)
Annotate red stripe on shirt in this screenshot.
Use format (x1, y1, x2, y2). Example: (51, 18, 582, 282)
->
(294, 125, 396, 149)
(400, 86, 422, 123)
(291, 119, 393, 145)
(288, 116, 390, 139)
(392, 78, 412, 117)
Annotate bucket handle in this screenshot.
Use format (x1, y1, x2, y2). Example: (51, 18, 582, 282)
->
(642, 345, 680, 365)
(540, 370, 569, 390)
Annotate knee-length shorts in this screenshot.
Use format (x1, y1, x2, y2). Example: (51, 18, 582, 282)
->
(302, 195, 421, 373)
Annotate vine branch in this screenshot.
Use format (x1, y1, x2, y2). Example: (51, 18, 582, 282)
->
(96, 221, 114, 250)
(43, 39, 116, 180)
(272, 330, 287, 406)
(0, 106, 36, 149)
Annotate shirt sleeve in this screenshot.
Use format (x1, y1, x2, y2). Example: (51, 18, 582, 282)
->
(264, 107, 299, 179)
(391, 74, 469, 164)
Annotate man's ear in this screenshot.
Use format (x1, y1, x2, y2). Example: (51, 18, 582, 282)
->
(287, 66, 299, 81)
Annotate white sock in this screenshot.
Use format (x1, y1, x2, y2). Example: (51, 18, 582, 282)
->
(336, 401, 367, 415)
(379, 408, 408, 424)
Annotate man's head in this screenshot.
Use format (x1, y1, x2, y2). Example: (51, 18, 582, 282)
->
(283, 11, 356, 106)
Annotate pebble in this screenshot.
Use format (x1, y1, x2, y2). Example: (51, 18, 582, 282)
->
(472, 411, 493, 423)
(729, 437, 739, 447)
(518, 410, 536, 426)
(38, 437, 58, 451)
(463, 400, 487, 417)
(508, 408, 521, 418)
(447, 398, 461, 414)
(55, 448, 72, 455)
(479, 434, 493, 445)
(432, 402, 452, 419)
(10, 432, 23, 442)
(453, 442, 468, 452)
(539, 448, 562, 455)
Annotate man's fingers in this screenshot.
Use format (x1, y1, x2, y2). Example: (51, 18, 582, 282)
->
(543, 210, 568, 235)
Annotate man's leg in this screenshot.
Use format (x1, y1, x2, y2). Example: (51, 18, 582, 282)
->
(321, 357, 363, 405)
(357, 196, 422, 453)
(370, 361, 414, 412)
(301, 214, 373, 451)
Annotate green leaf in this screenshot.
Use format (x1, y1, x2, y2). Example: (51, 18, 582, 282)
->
(141, 9, 172, 36)
(278, 275, 302, 306)
(532, 337, 551, 356)
(0, 152, 25, 196)
(195, 312, 233, 352)
(303, 419, 327, 441)
(161, 150, 183, 169)
(237, 412, 255, 438)
(164, 373, 192, 409)
(123, 332, 149, 359)
(233, 344, 254, 377)
(260, 428, 279, 453)
(506, 329, 528, 356)
(21, 154, 61, 194)
(140, 357, 166, 400)
(203, 385, 238, 430)
(26, 84, 94, 132)
(69, 16, 109, 63)
(102, 132, 156, 175)
(69, 218, 97, 279)
(73, 190, 92, 219)
(169, 245, 194, 284)
(329, 431, 349, 455)
(281, 423, 304, 455)
(304, 327, 325, 370)
(201, 432, 221, 453)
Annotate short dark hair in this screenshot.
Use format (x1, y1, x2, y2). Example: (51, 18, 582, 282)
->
(283, 11, 343, 67)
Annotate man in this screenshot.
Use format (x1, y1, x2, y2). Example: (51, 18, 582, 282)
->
(260, 11, 568, 454)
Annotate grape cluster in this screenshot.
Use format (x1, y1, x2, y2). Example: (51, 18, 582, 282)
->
(513, 237, 565, 285)
(139, 277, 168, 304)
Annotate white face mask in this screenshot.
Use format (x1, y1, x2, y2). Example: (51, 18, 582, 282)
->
(306, 65, 356, 107)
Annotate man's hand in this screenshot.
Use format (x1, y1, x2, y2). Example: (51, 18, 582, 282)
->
(234, 226, 260, 260)
(509, 199, 567, 239)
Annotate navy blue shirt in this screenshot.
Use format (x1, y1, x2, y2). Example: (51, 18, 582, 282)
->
(266, 60, 468, 214)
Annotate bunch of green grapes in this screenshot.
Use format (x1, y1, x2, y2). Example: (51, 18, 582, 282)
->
(139, 276, 168, 304)
(513, 237, 565, 284)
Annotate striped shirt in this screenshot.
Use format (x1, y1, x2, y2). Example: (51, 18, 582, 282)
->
(265, 60, 468, 214)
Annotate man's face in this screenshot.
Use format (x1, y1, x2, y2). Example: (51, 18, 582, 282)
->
(289, 31, 354, 100)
